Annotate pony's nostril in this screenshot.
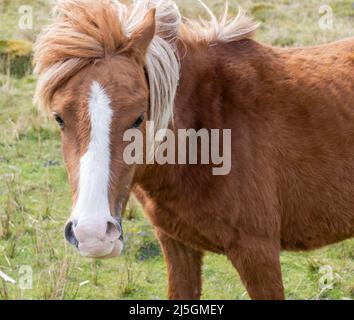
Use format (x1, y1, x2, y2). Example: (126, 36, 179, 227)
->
(64, 221, 79, 248)
(116, 220, 124, 242)
(106, 221, 119, 241)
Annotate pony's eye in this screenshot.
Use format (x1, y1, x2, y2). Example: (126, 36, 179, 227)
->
(131, 114, 144, 129)
(53, 113, 65, 129)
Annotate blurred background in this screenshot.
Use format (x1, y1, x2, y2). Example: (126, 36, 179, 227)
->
(0, 0, 353, 299)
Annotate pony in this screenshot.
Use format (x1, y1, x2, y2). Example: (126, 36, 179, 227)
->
(33, 0, 354, 300)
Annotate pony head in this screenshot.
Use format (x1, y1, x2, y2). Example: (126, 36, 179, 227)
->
(33, 0, 180, 258)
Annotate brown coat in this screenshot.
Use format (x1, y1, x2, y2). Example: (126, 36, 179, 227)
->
(134, 37, 354, 299)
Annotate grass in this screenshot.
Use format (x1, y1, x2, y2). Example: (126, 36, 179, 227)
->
(0, 0, 353, 300)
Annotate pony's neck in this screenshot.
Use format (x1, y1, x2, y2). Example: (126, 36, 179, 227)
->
(134, 40, 224, 189)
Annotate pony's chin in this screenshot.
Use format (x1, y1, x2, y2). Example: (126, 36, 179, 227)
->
(79, 240, 124, 260)
(100, 240, 124, 259)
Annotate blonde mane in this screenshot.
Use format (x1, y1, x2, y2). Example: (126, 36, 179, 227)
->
(33, 0, 258, 132)
(183, 1, 259, 44)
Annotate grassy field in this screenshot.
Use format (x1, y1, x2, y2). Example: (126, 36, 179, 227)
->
(0, 0, 353, 300)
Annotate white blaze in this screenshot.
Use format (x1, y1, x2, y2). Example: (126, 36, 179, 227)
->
(71, 81, 113, 231)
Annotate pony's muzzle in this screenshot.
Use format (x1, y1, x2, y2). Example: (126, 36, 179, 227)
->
(64, 218, 123, 259)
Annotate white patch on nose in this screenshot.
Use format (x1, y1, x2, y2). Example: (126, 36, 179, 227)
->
(71, 81, 114, 232)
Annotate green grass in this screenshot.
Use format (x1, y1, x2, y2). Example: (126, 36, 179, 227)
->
(0, 0, 353, 300)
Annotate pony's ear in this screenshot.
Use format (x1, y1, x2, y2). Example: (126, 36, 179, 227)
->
(128, 8, 156, 62)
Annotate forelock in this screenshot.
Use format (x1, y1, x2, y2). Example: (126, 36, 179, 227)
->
(33, 0, 128, 109)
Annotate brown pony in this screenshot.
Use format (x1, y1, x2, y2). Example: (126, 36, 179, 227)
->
(33, 0, 354, 300)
